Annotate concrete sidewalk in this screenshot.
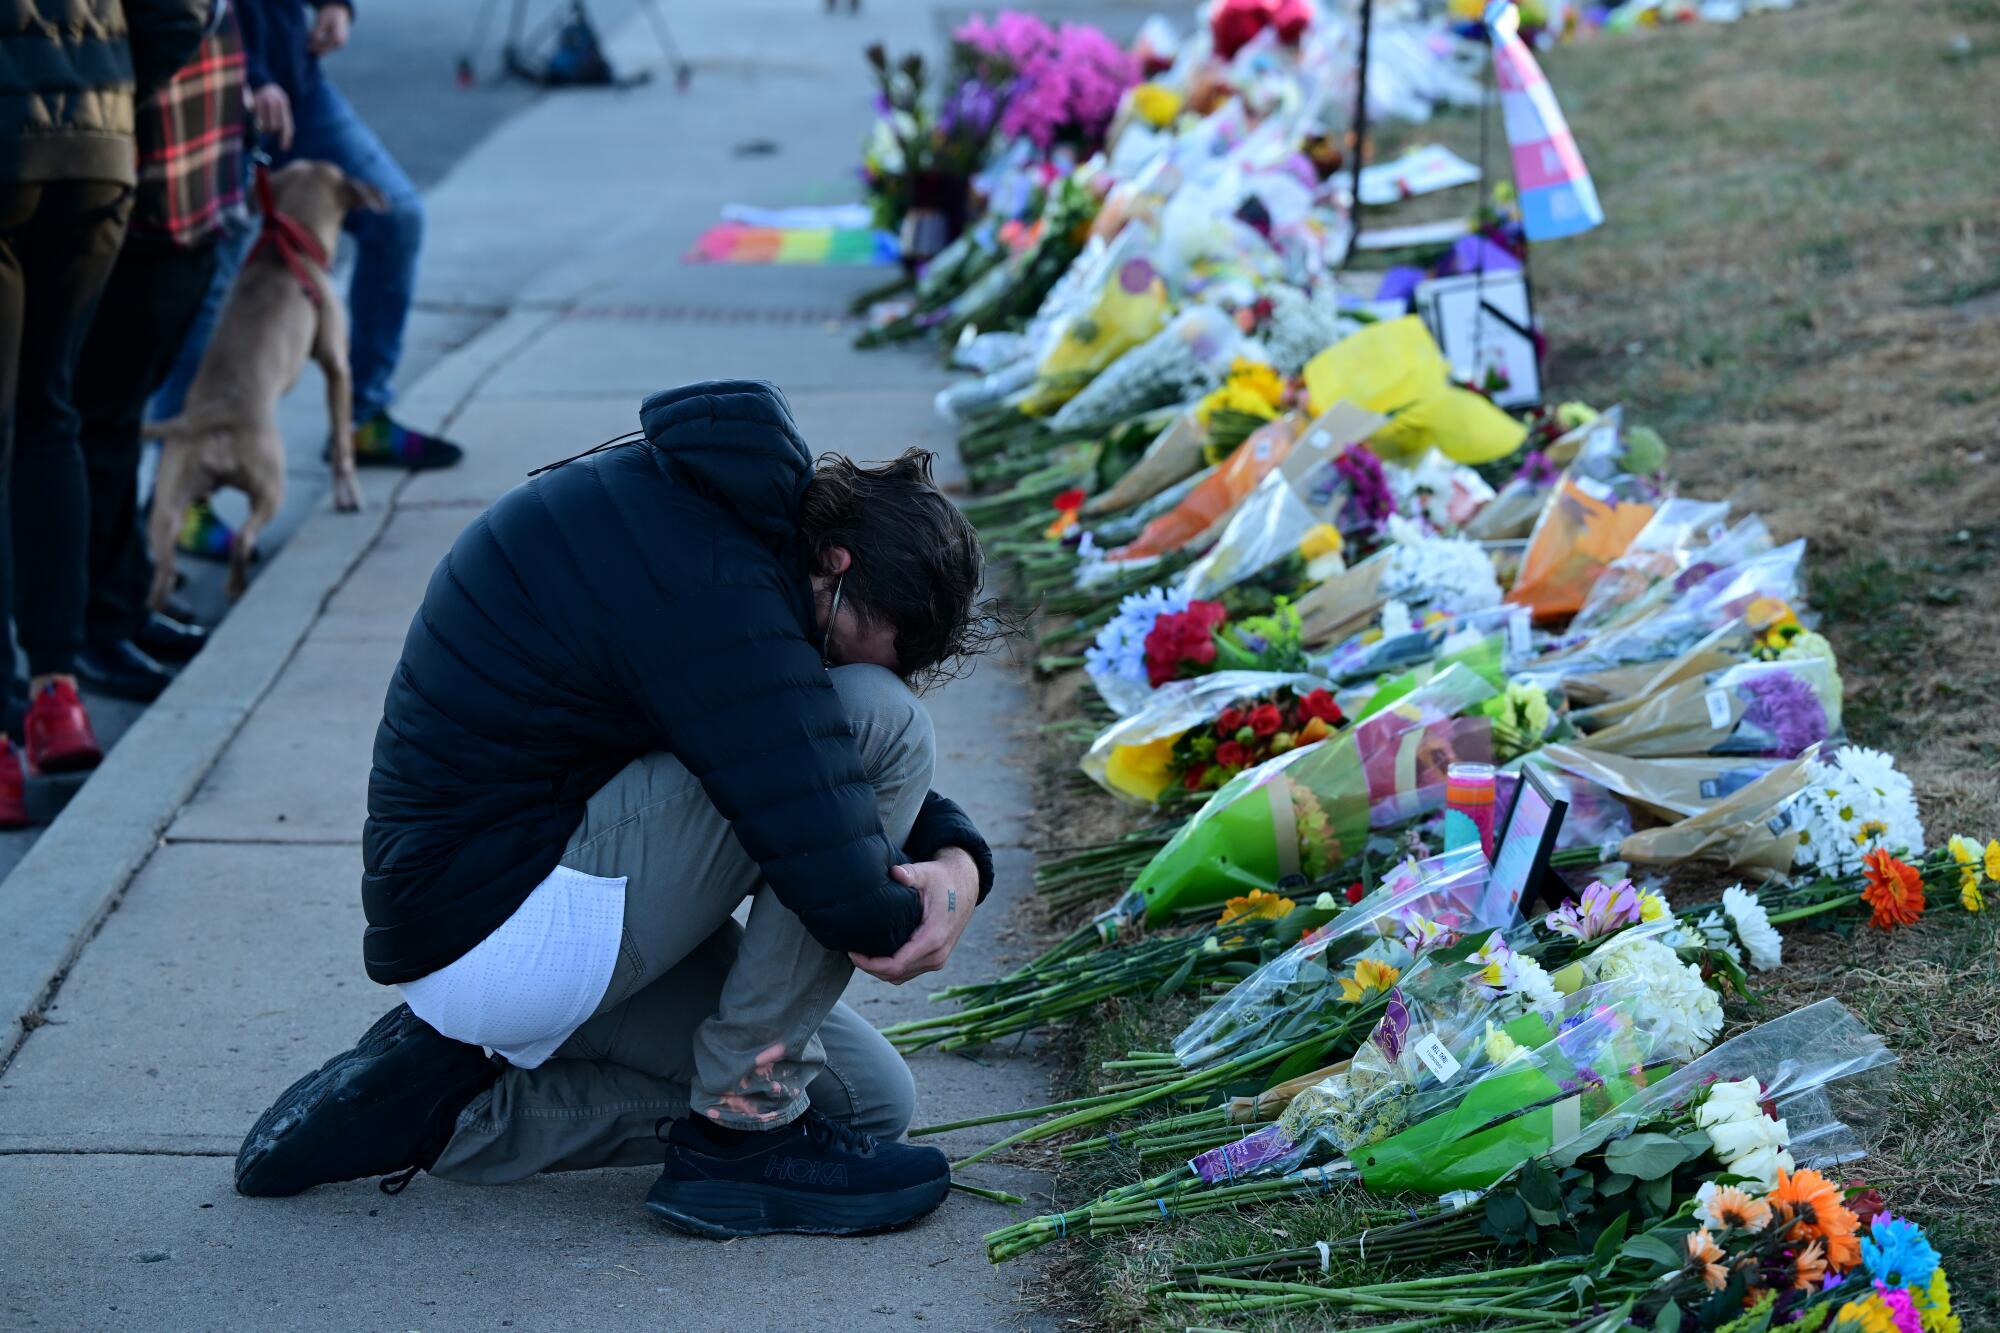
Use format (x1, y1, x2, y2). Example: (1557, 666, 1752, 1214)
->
(0, 5, 1053, 1326)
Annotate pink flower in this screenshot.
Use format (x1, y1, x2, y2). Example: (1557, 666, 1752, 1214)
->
(1543, 879, 1642, 943)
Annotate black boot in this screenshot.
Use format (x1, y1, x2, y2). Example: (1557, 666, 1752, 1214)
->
(645, 1109, 950, 1239)
(235, 1005, 500, 1197)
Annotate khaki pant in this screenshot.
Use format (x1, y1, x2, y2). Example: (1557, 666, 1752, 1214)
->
(431, 664, 933, 1184)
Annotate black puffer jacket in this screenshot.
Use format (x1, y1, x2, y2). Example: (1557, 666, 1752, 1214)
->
(362, 381, 991, 985)
(0, 0, 210, 184)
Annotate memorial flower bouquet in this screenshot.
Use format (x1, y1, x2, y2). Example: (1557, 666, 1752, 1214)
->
(1120, 665, 1498, 922)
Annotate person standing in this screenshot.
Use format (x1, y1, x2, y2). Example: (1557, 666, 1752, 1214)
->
(159, 0, 465, 501)
(0, 0, 211, 825)
(71, 3, 251, 704)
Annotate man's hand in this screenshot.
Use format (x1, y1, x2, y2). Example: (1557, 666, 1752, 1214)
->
(251, 84, 294, 151)
(849, 847, 980, 985)
(309, 3, 351, 54)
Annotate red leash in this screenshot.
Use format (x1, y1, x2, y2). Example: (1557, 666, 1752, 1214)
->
(251, 164, 331, 307)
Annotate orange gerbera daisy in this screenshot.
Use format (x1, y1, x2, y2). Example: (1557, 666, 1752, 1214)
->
(1686, 1227, 1728, 1291)
(1791, 1239, 1827, 1290)
(1769, 1167, 1862, 1271)
(1860, 850, 1925, 930)
(1705, 1184, 1773, 1233)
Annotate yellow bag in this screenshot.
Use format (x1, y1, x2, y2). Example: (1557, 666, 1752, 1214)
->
(1022, 249, 1169, 416)
(1302, 317, 1525, 466)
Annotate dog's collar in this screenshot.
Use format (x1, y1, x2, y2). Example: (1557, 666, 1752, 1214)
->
(250, 165, 332, 308)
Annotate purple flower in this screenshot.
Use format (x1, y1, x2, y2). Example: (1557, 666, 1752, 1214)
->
(1335, 444, 1394, 528)
(1514, 449, 1560, 487)
(1737, 669, 1827, 758)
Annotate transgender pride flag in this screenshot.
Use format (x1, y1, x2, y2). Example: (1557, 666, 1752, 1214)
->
(1484, 2, 1604, 242)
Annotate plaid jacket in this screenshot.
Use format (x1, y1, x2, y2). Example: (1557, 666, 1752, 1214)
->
(133, 3, 250, 247)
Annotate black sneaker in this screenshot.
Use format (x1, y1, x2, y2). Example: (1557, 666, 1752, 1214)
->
(645, 1110, 950, 1239)
(234, 1004, 499, 1198)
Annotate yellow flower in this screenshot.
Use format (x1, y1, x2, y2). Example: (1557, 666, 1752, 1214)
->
(1949, 835, 1984, 912)
(1298, 522, 1344, 563)
(1914, 1267, 1960, 1333)
(1338, 957, 1401, 1003)
(1638, 890, 1670, 923)
(1131, 82, 1182, 128)
(1746, 597, 1801, 637)
(1834, 1297, 1901, 1333)
(1218, 889, 1295, 928)
(1985, 838, 2000, 882)
(1103, 733, 1180, 802)
(1194, 362, 1286, 427)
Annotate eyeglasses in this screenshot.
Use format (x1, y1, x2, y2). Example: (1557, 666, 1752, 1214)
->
(820, 573, 845, 667)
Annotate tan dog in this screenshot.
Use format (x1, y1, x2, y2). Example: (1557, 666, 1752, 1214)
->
(143, 160, 386, 605)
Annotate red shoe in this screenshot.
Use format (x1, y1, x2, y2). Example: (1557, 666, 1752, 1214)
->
(24, 679, 103, 775)
(0, 738, 25, 828)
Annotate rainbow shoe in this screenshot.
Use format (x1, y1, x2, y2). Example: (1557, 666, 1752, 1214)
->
(177, 497, 235, 562)
(352, 413, 465, 471)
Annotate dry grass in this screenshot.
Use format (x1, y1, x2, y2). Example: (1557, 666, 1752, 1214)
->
(1004, 3, 2000, 1325)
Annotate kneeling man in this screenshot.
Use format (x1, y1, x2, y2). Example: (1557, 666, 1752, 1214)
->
(237, 380, 1000, 1238)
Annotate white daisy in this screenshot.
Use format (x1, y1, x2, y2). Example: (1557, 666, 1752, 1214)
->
(1722, 885, 1784, 972)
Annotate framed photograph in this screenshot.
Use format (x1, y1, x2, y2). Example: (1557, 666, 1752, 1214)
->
(1489, 765, 1569, 915)
(1416, 269, 1541, 409)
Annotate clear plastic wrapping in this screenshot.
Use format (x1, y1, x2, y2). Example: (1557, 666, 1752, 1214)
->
(1079, 669, 1336, 804)
(1176, 469, 1322, 600)
(1047, 304, 1246, 435)
(1171, 845, 1499, 1070)
(1546, 998, 1896, 1168)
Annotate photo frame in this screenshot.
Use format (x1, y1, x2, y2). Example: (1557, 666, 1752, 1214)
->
(1489, 764, 1569, 915)
(1416, 269, 1541, 409)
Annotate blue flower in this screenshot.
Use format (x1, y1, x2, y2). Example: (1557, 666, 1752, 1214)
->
(1860, 1214, 1940, 1291)
(1085, 585, 1190, 688)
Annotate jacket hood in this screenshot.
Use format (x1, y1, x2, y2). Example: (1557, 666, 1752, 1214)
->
(640, 380, 812, 548)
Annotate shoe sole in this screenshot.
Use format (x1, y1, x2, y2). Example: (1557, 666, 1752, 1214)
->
(27, 749, 103, 776)
(643, 1175, 951, 1240)
(235, 1006, 414, 1196)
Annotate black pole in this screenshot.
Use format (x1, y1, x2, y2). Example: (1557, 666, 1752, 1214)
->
(1341, 0, 1374, 267)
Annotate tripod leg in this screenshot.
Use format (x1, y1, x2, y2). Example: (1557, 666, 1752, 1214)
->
(637, 0, 691, 89)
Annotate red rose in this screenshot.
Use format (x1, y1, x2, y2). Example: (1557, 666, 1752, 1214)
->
(1344, 881, 1365, 904)
(1845, 1185, 1886, 1227)
(1183, 764, 1209, 791)
(1249, 704, 1283, 736)
(1190, 600, 1228, 632)
(1300, 689, 1345, 725)
(1052, 487, 1087, 513)
(1215, 740, 1252, 769)
(1216, 707, 1246, 734)
(1271, 0, 1314, 44)
(1209, 0, 1272, 60)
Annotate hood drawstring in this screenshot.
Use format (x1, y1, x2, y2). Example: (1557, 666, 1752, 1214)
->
(527, 429, 646, 477)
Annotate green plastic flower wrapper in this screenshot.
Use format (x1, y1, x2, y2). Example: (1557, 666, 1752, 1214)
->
(1187, 935, 1583, 1184)
(1351, 993, 1662, 1195)
(1128, 664, 1500, 923)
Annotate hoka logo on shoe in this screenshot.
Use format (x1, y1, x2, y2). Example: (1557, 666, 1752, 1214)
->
(763, 1156, 849, 1187)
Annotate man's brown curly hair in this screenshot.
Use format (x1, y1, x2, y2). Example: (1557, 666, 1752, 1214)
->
(798, 449, 1014, 690)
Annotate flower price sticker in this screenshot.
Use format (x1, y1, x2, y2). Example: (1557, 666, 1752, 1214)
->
(1704, 687, 1734, 731)
(1411, 1031, 1463, 1084)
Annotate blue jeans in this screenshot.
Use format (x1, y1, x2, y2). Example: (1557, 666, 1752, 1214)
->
(153, 78, 422, 424)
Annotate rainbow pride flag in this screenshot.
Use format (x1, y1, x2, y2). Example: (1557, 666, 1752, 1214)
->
(685, 221, 897, 266)
(1485, 1, 1604, 242)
